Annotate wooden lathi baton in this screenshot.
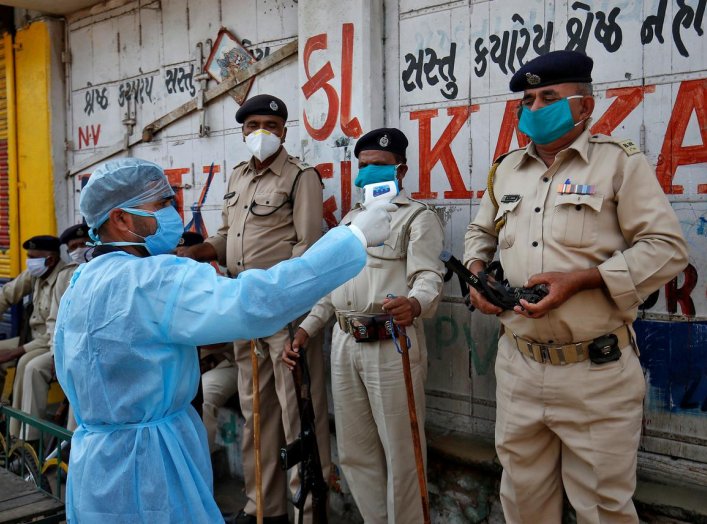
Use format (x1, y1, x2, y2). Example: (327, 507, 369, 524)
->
(251, 339, 263, 524)
(397, 328, 431, 524)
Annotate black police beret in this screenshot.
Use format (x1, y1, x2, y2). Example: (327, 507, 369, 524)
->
(354, 128, 409, 160)
(178, 231, 204, 247)
(236, 94, 288, 123)
(509, 50, 593, 92)
(22, 235, 60, 252)
(59, 224, 90, 245)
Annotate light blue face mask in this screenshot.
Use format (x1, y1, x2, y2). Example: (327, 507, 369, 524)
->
(518, 95, 584, 145)
(354, 164, 400, 188)
(89, 205, 184, 256)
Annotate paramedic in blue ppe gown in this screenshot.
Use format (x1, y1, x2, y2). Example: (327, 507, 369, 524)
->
(54, 157, 395, 524)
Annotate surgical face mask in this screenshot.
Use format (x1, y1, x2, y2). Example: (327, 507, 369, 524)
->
(69, 246, 90, 264)
(26, 257, 48, 277)
(354, 164, 400, 188)
(518, 95, 584, 145)
(91, 205, 182, 256)
(121, 205, 184, 255)
(245, 129, 282, 161)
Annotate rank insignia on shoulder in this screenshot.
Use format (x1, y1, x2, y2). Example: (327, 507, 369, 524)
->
(500, 194, 521, 203)
(617, 139, 640, 156)
(223, 191, 235, 199)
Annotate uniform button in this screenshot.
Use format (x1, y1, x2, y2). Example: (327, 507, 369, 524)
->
(548, 340, 554, 344)
(575, 205, 582, 211)
(534, 207, 541, 213)
(532, 241, 538, 247)
(265, 201, 269, 204)
(543, 177, 549, 182)
(243, 205, 248, 209)
(237, 261, 242, 266)
(251, 179, 257, 183)
(237, 233, 241, 237)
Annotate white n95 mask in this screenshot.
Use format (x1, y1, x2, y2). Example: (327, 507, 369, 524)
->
(69, 246, 90, 264)
(245, 129, 282, 161)
(26, 257, 48, 277)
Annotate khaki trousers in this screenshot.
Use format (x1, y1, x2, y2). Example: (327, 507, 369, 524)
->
(0, 337, 21, 401)
(331, 324, 427, 524)
(7, 346, 49, 438)
(235, 324, 330, 521)
(202, 359, 238, 452)
(21, 351, 58, 441)
(495, 333, 645, 524)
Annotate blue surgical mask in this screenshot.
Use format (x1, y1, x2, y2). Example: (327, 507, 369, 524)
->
(91, 205, 184, 256)
(354, 164, 400, 188)
(518, 95, 584, 145)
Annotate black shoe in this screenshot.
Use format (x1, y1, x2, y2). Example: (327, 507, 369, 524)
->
(234, 510, 289, 524)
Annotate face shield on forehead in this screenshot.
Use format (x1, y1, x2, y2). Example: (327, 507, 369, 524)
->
(80, 158, 175, 234)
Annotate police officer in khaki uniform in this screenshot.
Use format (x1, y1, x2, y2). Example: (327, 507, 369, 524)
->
(19, 224, 90, 440)
(180, 94, 326, 524)
(464, 51, 689, 524)
(0, 235, 67, 439)
(285, 128, 445, 524)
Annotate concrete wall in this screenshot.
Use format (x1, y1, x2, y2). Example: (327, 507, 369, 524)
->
(57, 0, 707, 471)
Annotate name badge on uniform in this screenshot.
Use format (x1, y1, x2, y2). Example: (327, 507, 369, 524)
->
(500, 194, 521, 203)
(557, 179, 595, 195)
(223, 191, 236, 199)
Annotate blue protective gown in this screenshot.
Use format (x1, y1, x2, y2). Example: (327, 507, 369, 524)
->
(54, 226, 366, 523)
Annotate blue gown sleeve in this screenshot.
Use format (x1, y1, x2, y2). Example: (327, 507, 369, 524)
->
(163, 225, 366, 345)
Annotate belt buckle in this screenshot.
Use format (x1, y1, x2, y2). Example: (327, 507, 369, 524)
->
(384, 318, 393, 335)
(351, 318, 369, 339)
(539, 345, 550, 363)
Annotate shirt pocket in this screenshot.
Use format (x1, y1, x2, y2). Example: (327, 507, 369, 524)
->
(366, 231, 403, 267)
(249, 191, 290, 226)
(494, 199, 522, 249)
(551, 193, 604, 248)
(224, 192, 240, 227)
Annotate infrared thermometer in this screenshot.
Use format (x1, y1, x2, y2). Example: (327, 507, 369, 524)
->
(363, 180, 398, 207)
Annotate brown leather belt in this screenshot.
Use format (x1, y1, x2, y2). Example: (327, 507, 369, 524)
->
(509, 325, 632, 365)
(335, 312, 394, 342)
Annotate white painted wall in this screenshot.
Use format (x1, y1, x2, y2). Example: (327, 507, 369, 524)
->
(59, 0, 707, 464)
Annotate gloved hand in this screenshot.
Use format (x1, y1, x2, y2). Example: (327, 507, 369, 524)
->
(349, 202, 397, 247)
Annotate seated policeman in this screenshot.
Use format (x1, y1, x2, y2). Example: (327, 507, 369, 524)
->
(201, 341, 237, 454)
(0, 235, 66, 439)
(19, 224, 91, 441)
(63, 222, 93, 264)
(53, 157, 394, 523)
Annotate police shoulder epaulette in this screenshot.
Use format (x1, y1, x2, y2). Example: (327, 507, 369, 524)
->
(231, 160, 248, 173)
(407, 197, 436, 212)
(492, 148, 523, 166)
(286, 156, 313, 171)
(589, 134, 641, 156)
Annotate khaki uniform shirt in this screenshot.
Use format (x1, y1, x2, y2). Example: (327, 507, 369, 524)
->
(0, 260, 67, 352)
(464, 129, 688, 345)
(205, 147, 324, 275)
(46, 263, 79, 355)
(300, 191, 445, 336)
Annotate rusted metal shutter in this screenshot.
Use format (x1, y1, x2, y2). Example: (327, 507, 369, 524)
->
(0, 37, 11, 276)
(0, 35, 16, 278)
